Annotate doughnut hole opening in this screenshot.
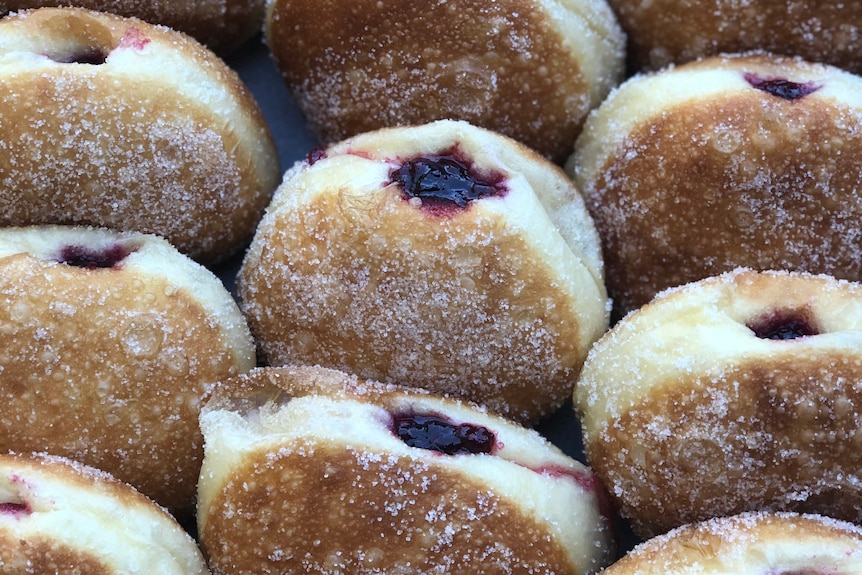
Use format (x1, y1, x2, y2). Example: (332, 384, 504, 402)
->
(746, 308, 820, 341)
(38, 13, 122, 65)
(390, 411, 497, 455)
(56, 241, 140, 270)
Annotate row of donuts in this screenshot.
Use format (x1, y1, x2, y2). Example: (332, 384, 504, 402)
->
(5, 0, 858, 74)
(2, 3, 862, 575)
(222, 2, 862, 570)
(4, 4, 861, 321)
(5, 0, 860, 166)
(4, 231, 862, 572)
(0, 8, 268, 572)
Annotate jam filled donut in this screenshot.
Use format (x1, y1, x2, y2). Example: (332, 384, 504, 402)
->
(0, 225, 256, 517)
(264, 0, 625, 162)
(1, 0, 265, 52)
(237, 120, 609, 423)
(575, 269, 862, 538)
(602, 512, 862, 574)
(609, 0, 862, 73)
(197, 365, 615, 575)
(0, 7, 280, 265)
(568, 53, 862, 318)
(0, 452, 209, 574)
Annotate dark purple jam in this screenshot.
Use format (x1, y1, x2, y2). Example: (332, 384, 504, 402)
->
(0, 501, 29, 516)
(744, 72, 821, 101)
(390, 152, 506, 211)
(53, 47, 108, 65)
(747, 310, 819, 340)
(392, 412, 496, 455)
(306, 147, 328, 166)
(58, 243, 133, 269)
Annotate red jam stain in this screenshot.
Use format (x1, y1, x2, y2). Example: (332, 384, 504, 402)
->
(747, 309, 819, 340)
(57, 243, 134, 269)
(744, 73, 822, 100)
(392, 412, 497, 455)
(534, 465, 615, 524)
(0, 501, 30, 517)
(389, 147, 507, 216)
(1, 475, 32, 518)
(118, 27, 151, 51)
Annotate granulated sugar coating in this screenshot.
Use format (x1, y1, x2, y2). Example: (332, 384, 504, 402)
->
(601, 512, 862, 574)
(609, 0, 862, 74)
(568, 53, 862, 318)
(0, 452, 210, 575)
(0, 226, 255, 517)
(575, 269, 862, 539)
(264, 0, 625, 162)
(3, 0, 266, 51)
(0, 8, 279, 265)
(197, 365, 615, 575)
(238, 120, 609, 423)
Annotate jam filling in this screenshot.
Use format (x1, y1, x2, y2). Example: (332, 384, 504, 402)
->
(306, 147, 328, 165)
(747, 310, 819, 340)
(744, 73, 821, 100)
(58, 243, 134, 269)
(390, 151, 506, 210)
(392, 412, 496, 455)
(0, 501, 29, 516)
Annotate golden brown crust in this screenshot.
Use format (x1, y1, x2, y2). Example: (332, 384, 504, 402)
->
(0, 8, 279, 264)
(238, 120, 608, 423)
(603, 512, 862, 574)
(198, 365, 614, 574)
(0, 533, 112, 574)
(610, 0, 862, 73)
(0, 452, 209, 574)
(204, 447, 577, 575)
(576, 269, 862, 538)
(2, 0, 265, 52)
(264, 0, 624, 162)
(0, 228, 254, 517)
(571, 54, 862, 317)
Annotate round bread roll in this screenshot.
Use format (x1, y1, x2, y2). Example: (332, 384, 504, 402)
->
(237, 119, 609, 423)
(602, 512, 862, 574)
(609, 0, 862, 73)
(1, 0, 265, 52)
(0, 225, 256, 517)
(575, 268, 862, 539)
(0, 7, 280, 265)
(197, 364, 615, 575)
(264, 0, 625, 162)
(568, 53, 862, 318)
(0, 452, 209, 575)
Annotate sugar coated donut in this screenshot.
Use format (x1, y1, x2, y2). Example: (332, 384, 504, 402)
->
(0, 452, 209, 574)
(602, 512, 862, 574)
(575, 268, 862, 538)
(609, 0, 862, 73)
(238, 119, 609, 423)
(0, 225, 255, 517)
(197, 364, 615, 575)
(264, 0, 625, 162)
(1, 0, 265, 51)
(568, 53, 862, 317)
(0, 7, 280, 265)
